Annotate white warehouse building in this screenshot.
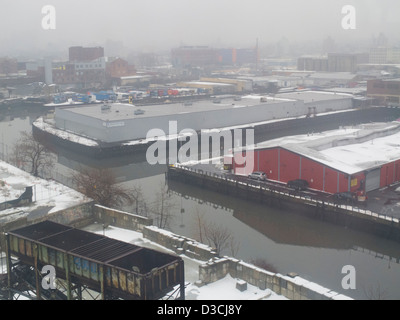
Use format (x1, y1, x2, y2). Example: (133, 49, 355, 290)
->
(53, 91, 354, 144)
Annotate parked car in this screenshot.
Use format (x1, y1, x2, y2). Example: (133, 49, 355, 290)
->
(248, 171, 267, 181)
(333, 192, 357, 203)
(287, 179, 309, 191)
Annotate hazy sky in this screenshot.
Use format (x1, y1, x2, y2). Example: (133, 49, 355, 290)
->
(1, 0, 399, 57)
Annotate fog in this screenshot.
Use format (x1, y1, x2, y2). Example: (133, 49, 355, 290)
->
(0, 0, 399, 57)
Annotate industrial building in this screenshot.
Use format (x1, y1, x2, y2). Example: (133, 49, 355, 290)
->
(177, 77, 253, 94)
(297, 53, 369, 73)
(217, 48, 258, 65)
(369, 47, 400, 65)
(367, 78, 400, 106)
(52, 57, 107, 88)
(233, 121, 400, 194)
(176, 80, 237, 95)
(52, 91, 354, 144)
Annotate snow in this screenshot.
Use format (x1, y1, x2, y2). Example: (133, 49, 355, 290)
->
(85, 224, 287, 300)
(185, 273, 285, 300)
(254, 121, 400, 175)
(33, 117, 99, 147)
(0, 160, 88, 223)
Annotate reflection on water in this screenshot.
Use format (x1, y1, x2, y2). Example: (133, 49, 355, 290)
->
(2, 111, 400, 300)
(167, 179, 400, 300)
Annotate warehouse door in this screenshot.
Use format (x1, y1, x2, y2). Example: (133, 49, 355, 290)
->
(365, 168, 381, 192)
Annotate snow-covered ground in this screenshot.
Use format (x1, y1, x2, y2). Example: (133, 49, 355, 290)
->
(0, 160, 89, 224)
(84, 223, 288, 301)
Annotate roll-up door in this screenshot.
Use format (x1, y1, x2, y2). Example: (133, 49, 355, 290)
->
(365, 168, 381, 192)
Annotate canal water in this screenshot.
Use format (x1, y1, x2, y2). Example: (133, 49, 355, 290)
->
(1, 107, 400, 300)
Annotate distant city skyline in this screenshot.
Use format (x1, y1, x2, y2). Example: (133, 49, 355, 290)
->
(0, 0, 399, 59)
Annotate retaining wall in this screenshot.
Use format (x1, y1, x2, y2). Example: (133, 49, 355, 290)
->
(168, 165, 400, 242)
(142, 225, 217, 261)
(93, 204, 153, 232)
(198, 256, 353, 300)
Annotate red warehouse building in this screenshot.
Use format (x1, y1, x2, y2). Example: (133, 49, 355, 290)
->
(233, 121, 400, 194)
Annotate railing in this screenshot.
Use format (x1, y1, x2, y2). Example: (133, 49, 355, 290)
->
(170, 164, 400, 225)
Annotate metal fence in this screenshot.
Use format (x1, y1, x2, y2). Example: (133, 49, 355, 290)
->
(172, 163, 400, 225)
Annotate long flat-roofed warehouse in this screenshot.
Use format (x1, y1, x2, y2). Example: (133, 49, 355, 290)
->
(233, 121, 400, 194)
(5, 220, 185, 300)
(51, 91, 354, 144)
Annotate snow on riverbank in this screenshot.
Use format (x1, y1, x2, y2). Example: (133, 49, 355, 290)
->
(84, 223, 287, 300)
(0, 160, 89, 223)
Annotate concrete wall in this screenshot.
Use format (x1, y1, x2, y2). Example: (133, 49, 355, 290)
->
(198, 256, 352, 300)
(93, 204, 153, 232)
(1, 201, 94, 234)
(142, 225, 217, 261)
(308, 97, 353, 113)
(90, 204, 218, 261)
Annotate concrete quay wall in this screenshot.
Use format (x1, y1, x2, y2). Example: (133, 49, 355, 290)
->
(198, 256, 353, 300)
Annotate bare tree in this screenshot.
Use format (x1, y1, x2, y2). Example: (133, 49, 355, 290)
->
(73, 167, 132, 208)
(228, 236, 240, 258)
(192, 208, 239, 257)
(130, 184, 148, 216)
(193, 206, 206, 244)
(250, 258, 278, 273)
(203, 222, 232, 256)
(11, 131, 55, 177)
(150, 185, 176, 229)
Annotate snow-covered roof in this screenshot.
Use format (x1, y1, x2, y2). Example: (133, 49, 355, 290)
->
(275, 90, 353, 103)
(255, 121, 400, 175)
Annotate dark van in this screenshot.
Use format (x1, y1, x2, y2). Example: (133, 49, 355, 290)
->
(287, 179, 309, 191)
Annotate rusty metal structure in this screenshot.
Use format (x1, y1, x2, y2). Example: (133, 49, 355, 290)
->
(4, 221, 185, 300)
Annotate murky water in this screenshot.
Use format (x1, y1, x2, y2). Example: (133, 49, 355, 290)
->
(1, 108, 400, 300)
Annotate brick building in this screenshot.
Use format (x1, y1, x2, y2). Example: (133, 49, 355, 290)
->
(106, 58, 136, 78)
(367, 79, 400, 106)
(53, 58, 106, 88)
